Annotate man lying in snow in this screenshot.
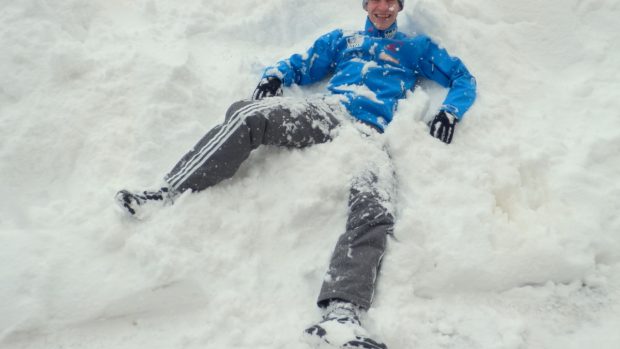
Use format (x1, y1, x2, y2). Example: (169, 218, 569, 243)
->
(116, 0, 476, 348)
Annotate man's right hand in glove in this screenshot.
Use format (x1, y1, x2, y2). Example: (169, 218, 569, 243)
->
(252, 77, 283, 100)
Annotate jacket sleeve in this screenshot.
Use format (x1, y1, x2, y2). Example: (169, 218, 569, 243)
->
(417, 36, 477, 119)
(262, 29, 343, 86)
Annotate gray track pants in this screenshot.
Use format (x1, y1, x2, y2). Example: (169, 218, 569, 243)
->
(164, 97, 395, 310)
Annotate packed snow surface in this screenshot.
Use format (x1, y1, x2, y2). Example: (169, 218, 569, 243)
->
(1, 0, 620, 348)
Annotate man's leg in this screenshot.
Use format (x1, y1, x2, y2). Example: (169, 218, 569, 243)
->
(317, 164, 395, 310)
(165, 97, 340, 193)
(116, 97, 341, 216)
(305, 156, 395, 348)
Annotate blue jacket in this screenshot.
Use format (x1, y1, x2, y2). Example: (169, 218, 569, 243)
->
(263, 18, 477, 131)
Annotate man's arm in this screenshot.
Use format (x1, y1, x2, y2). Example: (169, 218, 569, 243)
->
(262, 29, 343, 87)
(414, 36, 477, 143)
(417, 37, 477, 119)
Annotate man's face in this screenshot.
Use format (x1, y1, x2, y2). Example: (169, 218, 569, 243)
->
(366, 0, 400, 30)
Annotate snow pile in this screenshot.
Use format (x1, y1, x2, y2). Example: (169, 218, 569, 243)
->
(1, 0, 619, 348)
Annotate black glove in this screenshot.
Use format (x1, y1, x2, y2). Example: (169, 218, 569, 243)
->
(429, 110, 458, 144)
(252, 77, 283, 100)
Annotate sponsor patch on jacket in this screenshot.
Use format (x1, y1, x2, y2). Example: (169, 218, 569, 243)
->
(347, 35, 364, 49)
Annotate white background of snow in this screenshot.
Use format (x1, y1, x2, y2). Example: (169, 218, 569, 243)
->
(1, 0, 619, 348)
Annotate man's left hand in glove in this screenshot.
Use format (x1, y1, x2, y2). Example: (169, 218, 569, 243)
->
(429, 110, 458, 144)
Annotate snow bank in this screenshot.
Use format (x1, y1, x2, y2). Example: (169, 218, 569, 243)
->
(1, 0, 619, 348)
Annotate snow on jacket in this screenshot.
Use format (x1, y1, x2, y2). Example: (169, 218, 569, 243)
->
(262, 18, 477, 131)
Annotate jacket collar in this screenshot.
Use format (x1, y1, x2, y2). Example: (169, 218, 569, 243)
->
(364, 17, 398, 39)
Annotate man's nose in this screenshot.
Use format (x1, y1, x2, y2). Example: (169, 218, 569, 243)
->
(377, 1, 392, 11)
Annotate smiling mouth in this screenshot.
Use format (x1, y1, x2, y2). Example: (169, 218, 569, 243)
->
(374, 14, 392, 20)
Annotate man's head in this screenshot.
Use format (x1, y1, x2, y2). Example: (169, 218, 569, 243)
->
(363, 0, 403, 30)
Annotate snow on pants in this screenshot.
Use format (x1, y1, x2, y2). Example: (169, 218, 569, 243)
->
(164, 97, 395, 310)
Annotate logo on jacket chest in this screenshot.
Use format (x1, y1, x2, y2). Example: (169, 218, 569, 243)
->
(346, 35, 365, 49)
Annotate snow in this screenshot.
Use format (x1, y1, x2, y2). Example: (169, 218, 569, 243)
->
(1, 0, 619, 348)
(333, 83, 385, 104)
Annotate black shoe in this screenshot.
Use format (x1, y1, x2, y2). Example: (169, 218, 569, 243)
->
(115, 187, 173, 218)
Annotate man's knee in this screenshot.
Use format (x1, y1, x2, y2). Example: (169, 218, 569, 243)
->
(225, 99, 280, 127)
(347, 198, 394, 233)
(225, 99, 256, 121)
